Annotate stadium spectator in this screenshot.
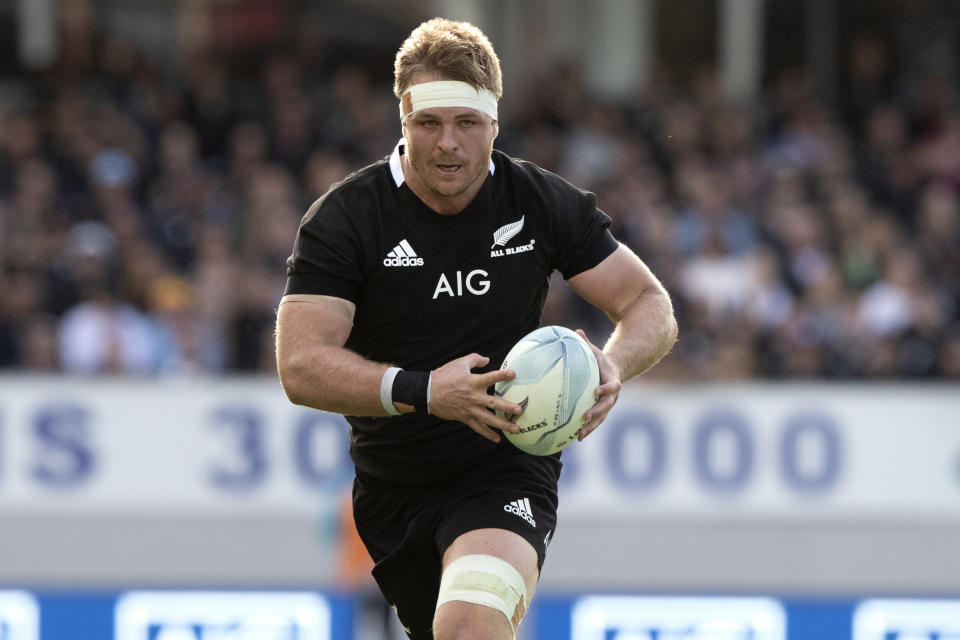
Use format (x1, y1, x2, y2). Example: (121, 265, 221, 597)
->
(0, 12, 956, 381)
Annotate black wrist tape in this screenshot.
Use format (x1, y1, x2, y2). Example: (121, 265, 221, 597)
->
(392, 370, 430, 412)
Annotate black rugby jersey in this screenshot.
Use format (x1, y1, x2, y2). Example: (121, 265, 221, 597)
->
(285, 142, 618, 483)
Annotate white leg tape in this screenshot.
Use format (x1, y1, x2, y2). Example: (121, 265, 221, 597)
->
(436, 554, 528, 635)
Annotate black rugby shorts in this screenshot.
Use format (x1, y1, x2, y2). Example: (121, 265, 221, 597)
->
(351, 446, 560, 640)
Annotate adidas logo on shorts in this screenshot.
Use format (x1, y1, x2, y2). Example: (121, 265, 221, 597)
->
(504, 497, 536, 527)
(383, 239, 424, 267)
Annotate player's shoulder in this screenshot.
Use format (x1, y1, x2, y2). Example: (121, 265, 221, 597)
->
(493, 149, 594, 209)
(300, 157, 392, 227)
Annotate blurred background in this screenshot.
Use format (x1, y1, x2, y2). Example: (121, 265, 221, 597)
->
(0, 0, 958, 638)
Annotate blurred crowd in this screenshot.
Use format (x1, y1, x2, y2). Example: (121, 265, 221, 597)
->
(0, 30, 958, 379)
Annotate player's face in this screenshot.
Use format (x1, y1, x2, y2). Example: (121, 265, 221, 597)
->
(402, 93, 498, 215)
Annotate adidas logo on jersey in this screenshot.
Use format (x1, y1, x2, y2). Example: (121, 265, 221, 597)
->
(504, 497, 536, 527)
(383, 239, 424, 267)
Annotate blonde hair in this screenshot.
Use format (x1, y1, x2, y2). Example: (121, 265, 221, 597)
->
(394, 18, 502, 100)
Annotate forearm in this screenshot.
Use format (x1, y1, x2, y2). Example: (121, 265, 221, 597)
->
(603, 287, 678, 382)
(278, 342, 392, 416)
(275, 296, 401, 416)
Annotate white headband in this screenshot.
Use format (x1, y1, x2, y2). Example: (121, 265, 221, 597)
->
(400, 80, 498, 122)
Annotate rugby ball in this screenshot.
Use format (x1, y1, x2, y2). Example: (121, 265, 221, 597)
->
(494, 326, 600, 456)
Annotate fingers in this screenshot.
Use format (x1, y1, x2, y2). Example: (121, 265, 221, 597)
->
(486, 409, 522, 434)
(465, 407, 521, 442)
(594, 378, 622, 398)
(579, 379, 621, 441)
(476, 367, 515, 388)
(479, 391, 524, 421)
(462, 353, 490, 370)
(434, 352, 527, 441)
(579, 403, 611, 440)
(470, 398, 522, 434)
(578, 408, 609, 440)
(456, 353, 514, 387)
(466, 419, 502, 443)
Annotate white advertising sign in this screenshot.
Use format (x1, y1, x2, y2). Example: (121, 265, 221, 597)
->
(558, 383, 960, 519)
(0, 377, 957, 520)
(0, 591, 39, 640)
(853, 599, 960, 640)
(570, 595, 787, 640)
(114, 591, 331, 640)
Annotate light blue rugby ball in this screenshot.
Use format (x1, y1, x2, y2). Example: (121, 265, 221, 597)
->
(494, 326, 600, 456)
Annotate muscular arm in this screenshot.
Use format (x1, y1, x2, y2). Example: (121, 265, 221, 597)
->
(569, 244, 677, 380)
(567, 243, 678, 436)
(275, 294, 390, 416)
(275, 293, 524, 439)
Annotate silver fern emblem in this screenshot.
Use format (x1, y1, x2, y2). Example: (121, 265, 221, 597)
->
(491, 215, 525, 249)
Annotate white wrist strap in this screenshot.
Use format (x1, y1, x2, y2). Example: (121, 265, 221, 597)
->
(426, 372, 433, 414)
(380, 366, 402, 416)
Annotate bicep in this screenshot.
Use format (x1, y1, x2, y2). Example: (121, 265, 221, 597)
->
(276, 294, 356, 357)
(566, 244, 665, 322)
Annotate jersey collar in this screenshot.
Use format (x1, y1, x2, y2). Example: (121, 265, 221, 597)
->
(389, 139, 495, 188)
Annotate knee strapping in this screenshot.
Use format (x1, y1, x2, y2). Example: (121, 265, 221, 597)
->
(435, 554, 528, 634)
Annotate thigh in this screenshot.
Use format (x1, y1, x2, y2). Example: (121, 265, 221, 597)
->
(434, 450, 560, 570)
(351, 473, 418, 562)
(433, 528, 539, 640)
(431, 451, 560, 639)
(442, 527, 540, 599)
(352, 474, 442, 639)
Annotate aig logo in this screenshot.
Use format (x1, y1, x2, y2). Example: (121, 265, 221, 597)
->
(571, 596, 786, 640)
(433, 269, 490, 299)
(114, 591, 330, 640)
(854, 599, 960, 640)
(0, 591, 39, 640)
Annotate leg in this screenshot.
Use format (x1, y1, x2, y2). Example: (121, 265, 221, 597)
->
(433, 528, 539, 640)
(352, 474, 443, 639)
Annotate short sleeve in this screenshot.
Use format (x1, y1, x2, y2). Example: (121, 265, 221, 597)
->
(553, 186, 619, 279)
(284, 193, 364, 302)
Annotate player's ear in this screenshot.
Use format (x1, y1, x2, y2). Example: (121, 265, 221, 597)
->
(492, 119, 499, 140)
